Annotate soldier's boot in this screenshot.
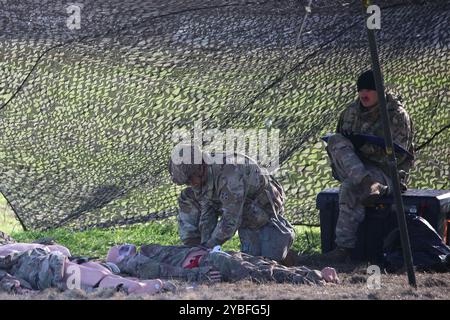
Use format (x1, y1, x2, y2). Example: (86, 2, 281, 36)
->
(360, 175, 388, 206)
(295, 247, 351, 266)
(306, 247, 352, 264)
(280, 249, 300, 267)
(324, 247, 351, 263)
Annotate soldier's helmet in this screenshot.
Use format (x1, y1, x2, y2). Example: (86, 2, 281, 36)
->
(168, 144, 205, 185)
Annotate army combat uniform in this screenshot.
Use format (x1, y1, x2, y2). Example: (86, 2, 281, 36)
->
(172, 150, 295, 262)
(116, 244, 326, 285)
(0, 247, 66, 293)
(327, 93, 414, 249)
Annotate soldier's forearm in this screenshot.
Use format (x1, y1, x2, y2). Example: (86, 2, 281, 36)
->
(199, 221, 217, 245)
(200, 231, 214, 246)
(204, 237, 220, 248)
(205, 232, 233, 248)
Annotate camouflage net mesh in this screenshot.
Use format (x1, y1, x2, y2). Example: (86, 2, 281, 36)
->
(0, 0, 448, 230)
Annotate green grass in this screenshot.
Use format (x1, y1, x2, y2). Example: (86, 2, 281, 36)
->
(1, 194, 320, 258)
(9, 220, 320, 258)
(0, 197, 22, 235)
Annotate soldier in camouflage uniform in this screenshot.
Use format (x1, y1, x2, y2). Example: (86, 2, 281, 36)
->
(168, 144, 295, 263)
(0, 246, 66, 292)
(321, 70, 414, 262)
(108, 243, 337, 285)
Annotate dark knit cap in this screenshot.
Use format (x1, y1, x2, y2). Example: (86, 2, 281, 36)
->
(357, 70, 376, 92)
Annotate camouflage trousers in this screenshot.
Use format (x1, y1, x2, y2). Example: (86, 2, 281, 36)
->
(0, 248, 66, 291)
(178, 188, 295, 262)
(327, 134, 393, 248)
(199, 251, 325, 285)
(116, 252, 212, 282)
(117, 250, 324, 285)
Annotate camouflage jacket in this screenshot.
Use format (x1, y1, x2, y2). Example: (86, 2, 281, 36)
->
(336, 94, 414, 175)
(116, 244, 212, 282)
(0, 247, 65, 291)
(192, 152, 285, 248)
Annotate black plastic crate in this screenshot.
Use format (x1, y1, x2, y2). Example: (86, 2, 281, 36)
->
(317, 188, 450, 263)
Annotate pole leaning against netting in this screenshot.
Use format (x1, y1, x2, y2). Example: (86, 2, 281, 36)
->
(362, 0, 417, 288)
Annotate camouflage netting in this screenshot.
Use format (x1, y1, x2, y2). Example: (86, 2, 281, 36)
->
(0, 0, 448, 230)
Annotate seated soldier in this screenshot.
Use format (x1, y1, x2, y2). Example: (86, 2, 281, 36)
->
(0, 242, 171, 295)
(320, 70, 414, 262)
(106, 243, 338, 285)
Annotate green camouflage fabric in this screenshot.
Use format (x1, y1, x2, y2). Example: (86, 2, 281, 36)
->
(0, 247, 66, 291)
(327, 94, 414, 248)
(174, 151, 294, 261)
(117, 244, 325, 285)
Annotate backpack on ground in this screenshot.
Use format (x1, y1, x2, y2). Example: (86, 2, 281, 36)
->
(383, 214, 450, 272)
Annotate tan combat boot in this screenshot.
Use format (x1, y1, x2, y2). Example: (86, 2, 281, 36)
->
(360, 175, 388, 206)
(280, 249, 300, 267)
(315, 247, 352, 264)
(296, 247, 352, 265)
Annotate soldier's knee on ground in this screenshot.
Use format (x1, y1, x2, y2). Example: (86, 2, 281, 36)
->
(239, 228, 262, 257)
(259, 219, 295, 262)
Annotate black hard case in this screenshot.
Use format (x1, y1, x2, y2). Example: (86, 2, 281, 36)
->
(317, 188, 450, 263)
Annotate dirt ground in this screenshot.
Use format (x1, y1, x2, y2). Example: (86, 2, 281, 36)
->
(1, 266, 449, 300)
